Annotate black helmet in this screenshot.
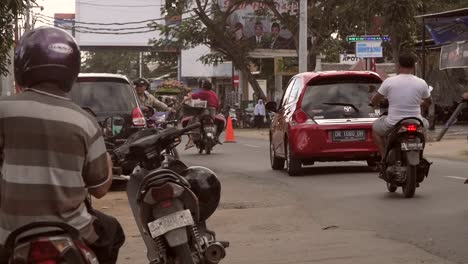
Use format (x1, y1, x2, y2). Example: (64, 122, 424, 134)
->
(198, 78, 212, 90)
(14, 27, 81, 92)
(133, 78, 150, 87)
(182, 166, 221, 221)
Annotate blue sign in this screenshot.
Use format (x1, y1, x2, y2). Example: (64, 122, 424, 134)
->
(426, 16, 468, 45)
(355, 41, 383, 58)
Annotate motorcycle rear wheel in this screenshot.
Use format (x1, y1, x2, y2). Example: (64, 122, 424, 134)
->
(173, 243, 195, 264)
(386, 182, 397, 193)
(402, 165, 417, 198)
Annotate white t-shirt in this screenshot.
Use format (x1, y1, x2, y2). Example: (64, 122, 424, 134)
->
(378, 74, 430, 125)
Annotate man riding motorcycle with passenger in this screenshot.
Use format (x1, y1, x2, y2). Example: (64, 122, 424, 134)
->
(371, 53, 432, 168)
(0, 27, 125, 263)
(133, 78, 176, 114)
(183, 78, 224, 149)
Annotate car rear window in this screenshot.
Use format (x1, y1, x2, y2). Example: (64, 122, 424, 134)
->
(70, 77, 137, 114)
(302, 76, 382, 119)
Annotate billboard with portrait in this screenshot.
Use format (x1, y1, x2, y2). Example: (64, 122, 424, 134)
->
(219, 0, 297, 50)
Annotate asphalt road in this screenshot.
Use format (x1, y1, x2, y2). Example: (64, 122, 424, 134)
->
(179, 135, 468, 264)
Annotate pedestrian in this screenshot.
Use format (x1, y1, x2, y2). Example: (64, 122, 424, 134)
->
(254, 99, 266, 129)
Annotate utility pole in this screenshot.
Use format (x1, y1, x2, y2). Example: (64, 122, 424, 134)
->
(298, 0, 307, 73)
(24, 0, 31, 33)
(139, 52, 143, 78)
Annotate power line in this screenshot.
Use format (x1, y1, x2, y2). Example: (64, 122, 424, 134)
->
(34, 10, 193, 26)
(36, 16, 153, 31)
(35, 18, 158, 34)
(76, 1, 164, 8)
(35, 13, 169, 25)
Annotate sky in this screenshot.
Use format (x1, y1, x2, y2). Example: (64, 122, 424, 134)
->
(34, 0, 75, 27)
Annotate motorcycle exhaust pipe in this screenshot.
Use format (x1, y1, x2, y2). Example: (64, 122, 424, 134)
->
(204, 242, 227, 264)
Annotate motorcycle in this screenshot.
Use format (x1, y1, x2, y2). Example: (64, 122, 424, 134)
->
(376, 100, 432, 198)
(4, 222, 99, 264)
(112, 123, 229, 264)
(182, 101, 224, 155)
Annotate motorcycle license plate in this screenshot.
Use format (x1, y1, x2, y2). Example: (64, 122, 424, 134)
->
(401, 142, 423, 151)
(147, 209, 194, 238)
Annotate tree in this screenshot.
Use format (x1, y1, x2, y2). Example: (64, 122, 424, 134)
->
(151, 0, 268, 99)
(81, 50, 178, 80)
(0, 0, 30, 76)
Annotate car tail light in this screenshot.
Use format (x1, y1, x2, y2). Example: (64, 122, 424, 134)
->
(144, 183, 185, 204)
(291, 109, 315, 126)
(132, 107, 146, 127)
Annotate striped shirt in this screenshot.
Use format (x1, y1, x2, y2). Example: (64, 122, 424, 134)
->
(0, 88, 109, 244)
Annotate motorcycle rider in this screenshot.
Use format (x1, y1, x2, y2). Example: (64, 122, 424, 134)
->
(183, 78, 222, 149)
(371, 52, 432, 160)
(133, 78, 176, 114)
(0, 27, 125, 263)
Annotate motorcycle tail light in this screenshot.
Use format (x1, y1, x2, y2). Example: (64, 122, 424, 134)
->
(149, 183, 185, 203)
(132, 107, 146, 127)
(406, 124, 418, 132)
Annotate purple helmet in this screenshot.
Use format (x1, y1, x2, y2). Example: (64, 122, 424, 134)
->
(14, 27, 81, 92)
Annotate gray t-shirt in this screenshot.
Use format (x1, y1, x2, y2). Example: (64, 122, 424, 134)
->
(378, 74, 430, 125)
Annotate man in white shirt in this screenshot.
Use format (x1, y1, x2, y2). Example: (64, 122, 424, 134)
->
(371, 53, 432, 159)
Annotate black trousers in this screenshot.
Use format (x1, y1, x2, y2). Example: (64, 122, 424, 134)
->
(0, 209, 125, 264)
(254, 115, 264, 128)
(89, 209, 126, 264)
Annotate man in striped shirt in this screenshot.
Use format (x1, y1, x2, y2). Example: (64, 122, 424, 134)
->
(0, 27, 125, 263)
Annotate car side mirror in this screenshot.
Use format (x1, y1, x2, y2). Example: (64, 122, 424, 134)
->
(265, 101, 278, 113)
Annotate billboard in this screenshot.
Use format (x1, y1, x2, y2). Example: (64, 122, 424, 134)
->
(355, 41, 383, 58)
(440, 41, 468, 70)
(425, 16, 468, 45)
(54, 14, 75, 37)
(219, 0, 297, 50)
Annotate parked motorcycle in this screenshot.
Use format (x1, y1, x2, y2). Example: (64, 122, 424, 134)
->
(376, 100, 432, 198)
(112, 123, 229, 264)
(4, 222, 99, 264)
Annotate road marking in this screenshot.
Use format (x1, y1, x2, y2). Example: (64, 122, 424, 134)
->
(444, 176, 467, 181)
(243, 144, 261, 148)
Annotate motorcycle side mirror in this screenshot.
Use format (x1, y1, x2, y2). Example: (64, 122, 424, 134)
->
(265, 101, 278, 113)
(141, 105, 156, 118)
(103, 116, 126, 137)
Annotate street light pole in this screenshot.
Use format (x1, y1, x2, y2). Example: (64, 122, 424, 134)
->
(298, 0, 307, 73)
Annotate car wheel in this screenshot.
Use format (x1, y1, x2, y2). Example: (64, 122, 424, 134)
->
(270, 139, 285, 170)
(286, 142, 301, 176)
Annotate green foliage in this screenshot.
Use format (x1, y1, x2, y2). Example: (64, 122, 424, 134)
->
(0, 0, 30, 76)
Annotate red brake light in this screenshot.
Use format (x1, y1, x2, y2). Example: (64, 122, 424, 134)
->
(28, 240, 61, 263)
(292, 109, 309, 124)
(406, 124, 418, 132)
(151, 183, 175, 202)
(132, 107, 146, 127)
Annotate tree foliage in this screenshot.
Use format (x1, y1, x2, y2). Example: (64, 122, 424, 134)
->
(0, 0, 30, 76)
(81, 50, 177, 80)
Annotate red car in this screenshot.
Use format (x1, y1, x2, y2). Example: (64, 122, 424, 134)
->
(267, 71, 383, 176)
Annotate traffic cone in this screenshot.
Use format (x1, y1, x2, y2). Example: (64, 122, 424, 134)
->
(224, 116, 236, 143)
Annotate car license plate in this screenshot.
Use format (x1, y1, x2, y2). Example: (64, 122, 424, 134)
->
(401, 142, 423, 151)
(147, 209, 194, 238)
(332, 130, 366, 142)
